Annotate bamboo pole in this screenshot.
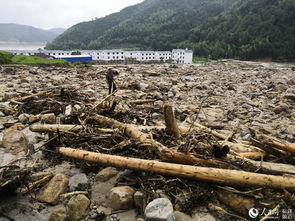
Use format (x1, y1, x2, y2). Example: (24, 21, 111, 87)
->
(58, 147, 295, 191)
(163, 104, 180, 139)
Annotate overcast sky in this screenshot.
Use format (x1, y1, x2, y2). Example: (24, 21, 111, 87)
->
(1, 0, 144, 29)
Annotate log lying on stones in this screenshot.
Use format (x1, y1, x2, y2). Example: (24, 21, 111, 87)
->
(163, 104, 180, 139)
(250, 128, 295, 156)
(30, 124, 114, 133)
(87, 114, 230, 168)
(58, 147, 295, 191)
(12, 91, 53, 102)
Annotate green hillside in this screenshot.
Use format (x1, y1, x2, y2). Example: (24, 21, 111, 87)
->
(189, 0, 295, 60)
(46, 0, 295, 60)
(46, 0, 237, 50)
(0, 23, 63, 43)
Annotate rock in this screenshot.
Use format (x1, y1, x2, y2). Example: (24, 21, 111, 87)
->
(0, 111, 5, 117)
(22, 126, 44, 145)
(107, 186, 135, 210)
(138, 82, 149, 90)
(145, 198, 175, 221)
(96, 167, 119, 182)
(167, 91, 174, 98)
(114, 209, 137, 221)
(50, 206, 68, 221)
(41, 113, 57, 124)
(38, 174, 69, 204)
(154, 100, 164, 106)
(174, 211, 191, 221)
(2, 125, 28, 151)
(0, 102, 15, 115)
(284, 93, 295, 102)
(134, 191, 144, 209)
(273, 104, 290, 114)
(69, 173, 89, 191)
(192, 212, 216, 221)
(65, 105, 72, 116)
(67, 194, 90, 221)
(18, 113, 30, 124)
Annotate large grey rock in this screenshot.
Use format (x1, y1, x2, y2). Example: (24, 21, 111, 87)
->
(69, 173, 88, 191)
(107, 186, 135, 210)
(67, 194, 90, 221)
(145, 198, 175, 221)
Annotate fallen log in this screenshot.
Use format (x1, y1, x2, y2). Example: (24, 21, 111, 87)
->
(87, 114, 231, 168)
(250, 128, 295, 155)
(30, 124, 114, 134)
(58, 147, 295, 191)
(127, 99, 155, 105)
(163, 104, 180, 139)
(12, 91, 53, 102)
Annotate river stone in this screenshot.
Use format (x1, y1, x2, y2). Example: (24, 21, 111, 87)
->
(145, 198, 175, 221)
(96, 167, 119, 182)
(2, 125, 28, 151)
(107, 186, 135, 210)
(38, 174, 69, 204)
(69, 173, 88, 191)
(67, 194, 90, 221)
(50, 206, 68, 221)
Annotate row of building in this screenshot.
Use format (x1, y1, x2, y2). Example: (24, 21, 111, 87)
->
(5, 49, 193, 64)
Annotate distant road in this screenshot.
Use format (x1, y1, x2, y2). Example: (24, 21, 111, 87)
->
(0, 42, 46, 50)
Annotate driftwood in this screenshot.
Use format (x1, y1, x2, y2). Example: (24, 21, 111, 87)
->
(87, 114, 231, 168)
(163, 104, 180, 139)
(127, 99, 155, 105)
(250, 128, 295, 155)
(58, 147, 295, 191)
(30, 124, 114, 133)
(12, 91, 53, 102)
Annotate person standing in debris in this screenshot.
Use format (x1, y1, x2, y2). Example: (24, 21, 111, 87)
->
(106, 68, 119, 94)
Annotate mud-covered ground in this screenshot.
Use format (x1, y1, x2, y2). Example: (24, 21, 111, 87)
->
(0, 60, 295, 221)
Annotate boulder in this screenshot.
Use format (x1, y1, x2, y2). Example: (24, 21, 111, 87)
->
(38, 174, 69, 204)
(145, 198, 175, 221)
(107, 186, 135, 210)
(67, 194, 90, 221)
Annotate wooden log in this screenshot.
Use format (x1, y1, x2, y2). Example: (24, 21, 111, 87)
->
(30, 124, 114, 133)
(127, 99, 155, 105)
(13, 91, 52, 102)
(58, 147, 295, 191)
(237, 152, 265, 160)
(250, 138, 285, 158)
(250, 128, 295, 155)
(163, 104, 180, 139)
(87, 114, 230, 168)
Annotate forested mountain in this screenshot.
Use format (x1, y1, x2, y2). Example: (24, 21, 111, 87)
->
(46, 0, 237, 50)
(0, 23, 63, 43)
(189, 0, 295, 60)
(46, 0, 295, 60)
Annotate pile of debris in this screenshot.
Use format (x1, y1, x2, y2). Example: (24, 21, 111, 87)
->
(0, 61, 294, 221)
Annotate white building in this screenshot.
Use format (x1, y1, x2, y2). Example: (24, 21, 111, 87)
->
(5, 48, 193, 63)
(172, 49, 193, 64)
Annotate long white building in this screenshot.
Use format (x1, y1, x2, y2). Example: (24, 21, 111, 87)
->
(5, 48, 193, 64)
